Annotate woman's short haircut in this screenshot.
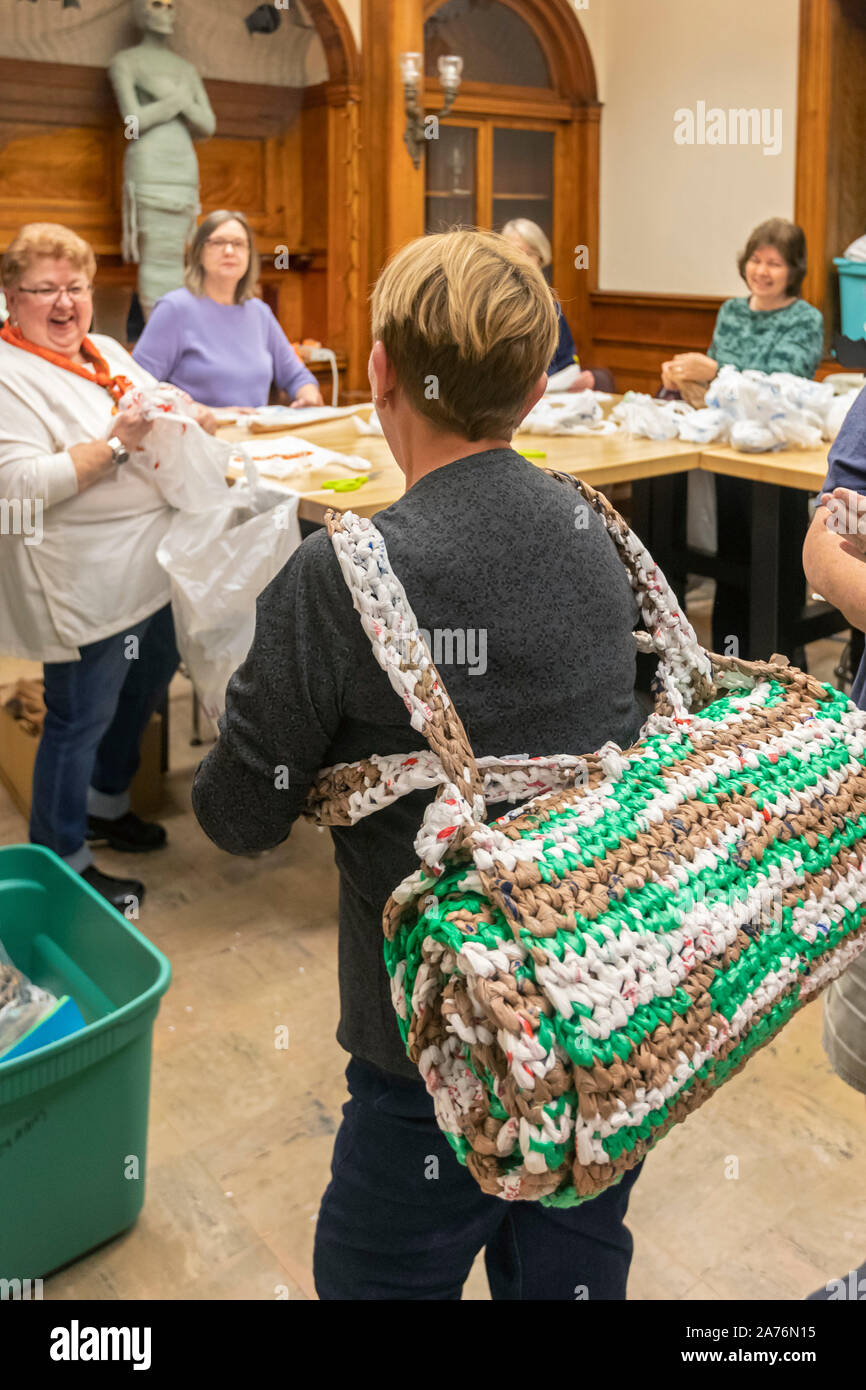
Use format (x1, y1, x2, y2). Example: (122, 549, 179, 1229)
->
(371, 228, 559, 441)
(501, 218, 552, 270)
(184, 209, 260, 303)
(737, 218, 808, 296)
(1, 222, 96, 290)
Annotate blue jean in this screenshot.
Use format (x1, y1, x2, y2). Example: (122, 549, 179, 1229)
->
(30, 604, 179, 869)
(313, 1057, 643, 1300)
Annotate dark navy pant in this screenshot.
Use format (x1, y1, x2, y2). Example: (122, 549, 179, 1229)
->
(314, 1057, 643, 1300)
(30, 604, 178, 865)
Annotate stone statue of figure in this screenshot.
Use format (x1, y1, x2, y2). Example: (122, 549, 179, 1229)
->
(109, 0, 216, 317)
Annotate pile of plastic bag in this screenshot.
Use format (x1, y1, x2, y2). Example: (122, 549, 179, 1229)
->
(612, 367, 861, 453)
(519, 390, 617, 436)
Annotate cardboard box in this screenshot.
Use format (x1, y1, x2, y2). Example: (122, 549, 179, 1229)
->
(0, 705, 164, 822)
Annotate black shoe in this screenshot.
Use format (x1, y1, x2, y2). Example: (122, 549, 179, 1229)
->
(80, 864, 146, 912)
(86, 811, 167, 853)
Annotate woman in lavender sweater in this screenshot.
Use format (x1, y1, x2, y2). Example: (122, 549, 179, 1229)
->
(132, 208, 323, 409)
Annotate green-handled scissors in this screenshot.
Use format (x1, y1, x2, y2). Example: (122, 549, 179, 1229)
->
(321, 469, 381, 492)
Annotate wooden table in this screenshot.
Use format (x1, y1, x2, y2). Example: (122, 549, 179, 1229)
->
(220, 411, 850, 666)
(643, 442, 837, 661)
(221, 412, 701, 522)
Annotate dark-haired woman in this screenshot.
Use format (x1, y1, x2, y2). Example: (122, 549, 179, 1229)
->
(661, 218, 824, 657)
(133, 208, 323, 408)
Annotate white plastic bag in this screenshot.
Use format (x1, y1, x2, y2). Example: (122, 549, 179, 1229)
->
(119, 383, 304, 720)
(678, 407, 730, 445)
(611, 393, 687, 441)
(825, 391, 859, 442)
(520, 391, 616, 436)
(157, 477, 301, 720)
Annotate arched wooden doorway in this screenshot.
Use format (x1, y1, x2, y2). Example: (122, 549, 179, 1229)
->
(421, 0, 600, 363)
(305, 0, 361, 84)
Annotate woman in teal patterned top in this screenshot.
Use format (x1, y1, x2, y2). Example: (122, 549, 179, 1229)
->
(661, 218, 824, 659)
(662, 218, 824, 391)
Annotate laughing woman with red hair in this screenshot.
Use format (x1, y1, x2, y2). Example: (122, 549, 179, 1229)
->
(0, 222, 214, 909)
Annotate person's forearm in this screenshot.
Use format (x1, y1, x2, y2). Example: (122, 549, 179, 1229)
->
(803, 514, 866, 632)
(69, 439, 116, 493)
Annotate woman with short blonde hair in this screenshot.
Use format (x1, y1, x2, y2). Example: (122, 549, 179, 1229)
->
(133, 208, 322, 408)
(193, 227, 648, 1301)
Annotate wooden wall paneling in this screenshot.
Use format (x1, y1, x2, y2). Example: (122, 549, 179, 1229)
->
(589, 291, 724, 394)
(0, 122, 124, 253)
(198, 138, 267, 221)
(301, 103, 329, 250)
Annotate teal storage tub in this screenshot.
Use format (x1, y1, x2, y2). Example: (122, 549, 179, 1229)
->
(835, 257, 866, 341)
(0, 845, 170, 1280)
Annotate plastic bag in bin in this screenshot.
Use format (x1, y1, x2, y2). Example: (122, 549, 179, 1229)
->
(0, 939, 57, 1059)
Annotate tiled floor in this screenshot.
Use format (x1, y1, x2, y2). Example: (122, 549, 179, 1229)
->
(0, 590, 863, 1301)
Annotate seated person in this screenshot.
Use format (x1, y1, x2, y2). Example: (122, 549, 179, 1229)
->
(662, 217, 824, 400)
(661, 218, 824, 658)
(133, 208, 324, 410)
(501, 218, 596, 390)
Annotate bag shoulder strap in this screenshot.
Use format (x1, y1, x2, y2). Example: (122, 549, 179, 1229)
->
(326, 508, 483, 804)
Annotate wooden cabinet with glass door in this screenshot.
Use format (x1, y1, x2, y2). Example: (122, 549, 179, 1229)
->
(420, 0, 600, 364)
(424, 118, 557, 243)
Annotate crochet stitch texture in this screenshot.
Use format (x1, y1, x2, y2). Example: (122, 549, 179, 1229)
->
(303, 473, 866, 1204)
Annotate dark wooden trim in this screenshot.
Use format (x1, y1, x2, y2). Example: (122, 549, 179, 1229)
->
(0, 58, 342, 137)
(305, 0, 361, 85)
(422, 79, 589, 121)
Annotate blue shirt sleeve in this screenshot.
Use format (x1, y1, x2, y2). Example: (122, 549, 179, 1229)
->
(822, 386, 866, 494)
(262, 304, 318, 399)
(132, 296, 182, 383)
(548, 305, 579, 376)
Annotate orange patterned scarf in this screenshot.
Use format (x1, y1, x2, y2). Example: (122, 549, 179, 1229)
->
(0, 321, 134, 404)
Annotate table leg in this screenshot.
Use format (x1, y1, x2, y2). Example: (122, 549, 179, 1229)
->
(750, 481, 781, 657)
(648, 474, 689, 602)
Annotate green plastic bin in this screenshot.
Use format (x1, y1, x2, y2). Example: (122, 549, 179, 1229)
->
(0, 845, 170, 1279)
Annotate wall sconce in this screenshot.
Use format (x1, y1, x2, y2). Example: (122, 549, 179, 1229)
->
(399, 51, 463, 168)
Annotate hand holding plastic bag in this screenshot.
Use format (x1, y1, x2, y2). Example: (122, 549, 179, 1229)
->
(119, 383, 304, 719)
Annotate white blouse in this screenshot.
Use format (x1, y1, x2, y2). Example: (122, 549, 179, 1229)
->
(0, 334, 173, 661)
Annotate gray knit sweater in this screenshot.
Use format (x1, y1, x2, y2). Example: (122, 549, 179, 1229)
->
(192, 448, 647, 1079)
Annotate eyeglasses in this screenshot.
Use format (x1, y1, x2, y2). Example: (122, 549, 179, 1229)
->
(17, 284, 92, 302)
(204, 238, 248, 252)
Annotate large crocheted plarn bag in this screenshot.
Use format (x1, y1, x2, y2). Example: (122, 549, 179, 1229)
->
(303, 472, 866, 1205)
